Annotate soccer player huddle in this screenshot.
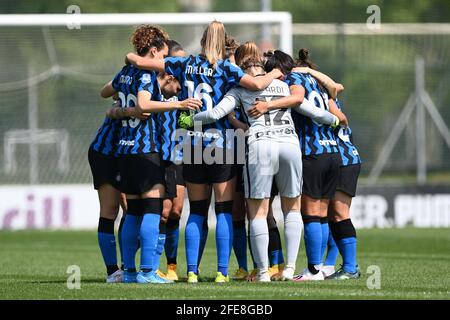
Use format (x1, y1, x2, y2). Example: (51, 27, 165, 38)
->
(88, 21, 362, 284)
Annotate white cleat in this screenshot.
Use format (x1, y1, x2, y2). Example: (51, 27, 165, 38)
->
(106, 269, 123, 283)
(321, 265, 336, 278)
(293, 268, 324, 282)
(256, 270, 271, 282)
(281, 265, 295, 281)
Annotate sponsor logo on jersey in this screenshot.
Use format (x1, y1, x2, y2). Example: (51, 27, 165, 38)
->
(318, 139, 338, 146)
(254, 127, 296, 139)
(119, 139, 135, 146)
(186, 130, 221, 139)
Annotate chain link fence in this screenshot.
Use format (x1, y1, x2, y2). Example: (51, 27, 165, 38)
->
(1, 24, 450, 185)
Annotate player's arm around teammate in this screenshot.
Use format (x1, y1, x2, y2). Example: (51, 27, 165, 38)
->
(108, 25, 199, 284)
(205, 42, 303, 282)
(266, 49, 342, 281)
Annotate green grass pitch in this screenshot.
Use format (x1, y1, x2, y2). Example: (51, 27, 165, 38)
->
(0, 228, 449, 300)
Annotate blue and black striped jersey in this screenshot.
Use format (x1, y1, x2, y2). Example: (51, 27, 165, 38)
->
(335, 99, 361, 166)
(164, 54, 245, 149)
(90, 117, 121, 156)
(285, 72, 339, 156)
(112, 65, 161, 155)
(157, 95, 182, 162)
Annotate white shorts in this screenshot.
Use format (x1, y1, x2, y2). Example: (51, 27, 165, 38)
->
(243, 138, 302, 199)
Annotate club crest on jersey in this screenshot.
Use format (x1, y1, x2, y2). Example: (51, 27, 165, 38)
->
(141, 73, 152, 84)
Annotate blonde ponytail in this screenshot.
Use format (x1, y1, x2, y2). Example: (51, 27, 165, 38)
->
(201, 21, 226, 67)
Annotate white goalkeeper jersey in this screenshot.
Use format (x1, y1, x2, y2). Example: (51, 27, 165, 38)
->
(193, 78, 336, 145)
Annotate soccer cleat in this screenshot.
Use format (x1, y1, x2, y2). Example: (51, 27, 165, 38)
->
(122, 270, 138, 283)
(156, 270, 169, 280)
(255, 270, 271, 282)
(136, 270, 174, 284)
(187, 271, 198, 283)
(106, 269, 123, 283)
(292, 268, 325, 281)
(321, 265, 336, 278)
(215, 272, 230, 283)
(154, 272, 174, 283)
(232, 267, 249, 281)
(326, 266, 361, 280)
(246, 269, 258, 282)
(269, 263, 285, 281)
(281, 265, 295, 281)
(165, 264, 179, 281)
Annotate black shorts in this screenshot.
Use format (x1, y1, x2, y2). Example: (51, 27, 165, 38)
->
(184, 162, 236, 184)
(88, 147, 120, 190)
(336, 163, 361, 197)
(164, 161, 185, 199)
(182, 147, 236, 184)
(117, 153, 165, 195)
(302, 153, 341, 199)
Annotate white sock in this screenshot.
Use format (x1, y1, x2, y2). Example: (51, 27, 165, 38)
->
(249, 218, 269, 272)
(283, 211, 303, 268)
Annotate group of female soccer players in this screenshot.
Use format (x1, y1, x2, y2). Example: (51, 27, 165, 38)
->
(88, 21, 361, 284)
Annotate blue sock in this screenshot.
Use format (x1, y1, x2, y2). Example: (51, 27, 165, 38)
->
(329, 219, 358, 274)
(269, 250, 284, 266)
(97, 217, 118, 275)
(337, 237, 357, 273)
(324, 231, 339, 266)
(165, 218, 179, 265)
(151, 223, 166, 271)
(232, 221, 248, 271)
(186, 214, 205, 274)
(121, 213, 143, 271)
(197, 218, 209, 267)
(216, 213, 233, 276)
(303, 216, 322, 269)
(268, 225, 284, 266)
(320, 219, 329, 261)
(215, 201, 233, 276)
(139, 213, 161, 270)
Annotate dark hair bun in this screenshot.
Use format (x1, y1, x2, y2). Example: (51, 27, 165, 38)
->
(263, 50, 274, 58)
(298, 48, 309, 61)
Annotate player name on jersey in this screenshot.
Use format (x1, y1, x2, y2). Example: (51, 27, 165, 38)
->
(186, 65, 214, 77)
(119, 75, 133, 85)
(262, 83, 290, 96)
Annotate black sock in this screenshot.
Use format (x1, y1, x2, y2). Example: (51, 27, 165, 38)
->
(106, 265, 119, 276)
(308, 264, 320, 275)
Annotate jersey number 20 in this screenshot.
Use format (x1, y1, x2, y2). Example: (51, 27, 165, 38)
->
(118, 92, 140, 128)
